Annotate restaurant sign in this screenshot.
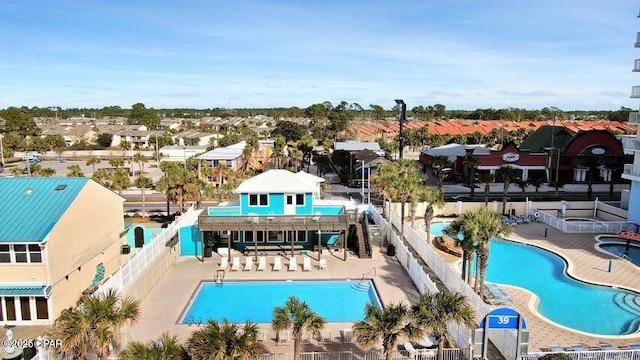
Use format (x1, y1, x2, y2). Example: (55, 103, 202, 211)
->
(501, 152, 520, 162)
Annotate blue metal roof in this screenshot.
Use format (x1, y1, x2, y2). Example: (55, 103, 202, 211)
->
(0, 178, 89, 242)
(0, 284, 48, 296)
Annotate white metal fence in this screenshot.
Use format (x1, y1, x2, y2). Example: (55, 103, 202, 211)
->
(95, 206, 201, 297)
(258, 349, 463, 360)
(374, 207, 521, 360)
(533, 210, 632, 233)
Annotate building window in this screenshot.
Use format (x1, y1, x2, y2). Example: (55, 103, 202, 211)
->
(286, 196, 293, 205)
(249, 194, 268, 206)
(28, 245, 42, 263)
(226, 160, 233, 167)
(35, 297, 49, 320)
(297, 231, 306, 242)
(14, 245, 27, 263)
(0, 245, 10, 263)
(296, 194, 304, 206)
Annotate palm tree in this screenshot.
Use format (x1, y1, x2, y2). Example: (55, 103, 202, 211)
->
(157, 162, 204, 213)
(528, 177, 545, 198)
(464, 154, 480, 199)
(40, 167, 56, 177)
(371, 163, 396, 220)
(478, 173, 494, 205)
(412, 292, 476, 360)
(290, 149, 303, 171)
(186, 319, 260, 360)
(93, 169, 111, 187)
(86, 157, 102, 174)
(495, 165, 517, 215)
(109, 158, 125, 169)
(582, 155, 601, 200)
(273, 135, 286, 169)
(272, 296, 326, 360)
(515, 178, 528, 200)
(50, 288, 140, 359)
(133, 152, 148, 175)
(464, 207, 511, 296)
(134, 176, 154, 217)
(110, 168, 131, 195)
(352, 302, 420, 360)
(431, 155, 450, 189)
(422, 189, 445, 244)
(387, 159, 423, 238)
(66, 164, 84, 177)
(444, 214, 476, 285)
(119, 332, 184, 360)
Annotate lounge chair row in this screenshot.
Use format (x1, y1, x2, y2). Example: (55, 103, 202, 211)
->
(548, 343, 640, 352)
(218, 256, 328, 272)
(501, 215, 534, 226)
(484, 283, 514, 305)
(275, 329, 352, 345)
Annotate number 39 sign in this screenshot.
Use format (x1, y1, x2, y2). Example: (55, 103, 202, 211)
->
(478, 307, 527, 330)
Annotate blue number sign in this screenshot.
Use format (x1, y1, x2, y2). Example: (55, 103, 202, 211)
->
(478, 307, 526, 330)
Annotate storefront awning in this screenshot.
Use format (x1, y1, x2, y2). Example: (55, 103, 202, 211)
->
(0, 285, 50, 296)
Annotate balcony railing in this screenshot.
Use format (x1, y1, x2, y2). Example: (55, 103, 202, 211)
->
(629, 112, 640, 124)
(631, 86, 640, 98)
(198, 211, 356, 232)
(635, 32, 640, 47)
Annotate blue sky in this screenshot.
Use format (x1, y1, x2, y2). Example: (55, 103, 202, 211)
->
(1, 0, 639, 111)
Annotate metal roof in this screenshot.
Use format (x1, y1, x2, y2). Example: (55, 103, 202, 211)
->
(235, 170, 317, 194)
(334, 142, 381, 152)
(0, 178, 89, 242)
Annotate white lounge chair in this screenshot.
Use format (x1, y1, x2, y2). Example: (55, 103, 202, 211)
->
(288, 256, 297, 271)
(303, 257, 311, 271)
(277, 330, 290, 345)
(257, 330, 267, 343)
(319, 330, 331, 344)
(257, 256, 266, 271)
(273, 257, 282, 271)
(218, 257, 229, 271)
(243, 257, 253, 271)
(341, 329, 353, 343)
(598, 343, 618, 350)
(230, 257, 240, 271)
(404, 341, 417, 356)
(548, 345, 565, 353)
(301, 331, 311, 344)
(318, 258, 327, 270)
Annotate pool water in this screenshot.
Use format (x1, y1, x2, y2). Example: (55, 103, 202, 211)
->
(181, 280, 381, 324)
(599, 243, 640, 266)
(431, 222, 640, 335)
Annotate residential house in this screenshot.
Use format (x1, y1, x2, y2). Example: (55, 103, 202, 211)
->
(173, 130, 222, 147)
(40, 124, 97, 146)
(0, 178, 125, 325)
(198, 140, 274, 184)
(186, 170, 356, 260)
(159, 145, 208, 162)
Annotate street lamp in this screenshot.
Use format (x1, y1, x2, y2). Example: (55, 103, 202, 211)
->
(0, 133, 4, 167)
(395, 99, 406, 160)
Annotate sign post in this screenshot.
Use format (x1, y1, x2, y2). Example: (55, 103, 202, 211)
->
(474, 307, 529, 360)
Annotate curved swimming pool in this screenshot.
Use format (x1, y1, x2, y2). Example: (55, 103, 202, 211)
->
(430, 222, 640, 336)
(595, 235, 640, 267)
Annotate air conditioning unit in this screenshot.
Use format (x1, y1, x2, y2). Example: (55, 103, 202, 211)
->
(120, 245, 131, 255)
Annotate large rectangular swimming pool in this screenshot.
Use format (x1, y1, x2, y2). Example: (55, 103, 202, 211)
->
(180, 280, 381, 324)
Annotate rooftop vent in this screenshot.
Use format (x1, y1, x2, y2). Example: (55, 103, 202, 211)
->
(25, 186, 32, 196)
(55, 184, 67, 191)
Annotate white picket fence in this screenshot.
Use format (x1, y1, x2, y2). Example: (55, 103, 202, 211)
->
(95, 206, 201, 297)
(534, 210, 631, 233)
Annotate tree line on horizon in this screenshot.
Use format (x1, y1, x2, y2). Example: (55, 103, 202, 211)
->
(0, 101, 633, 126)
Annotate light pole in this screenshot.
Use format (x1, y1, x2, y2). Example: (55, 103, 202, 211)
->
(395, 99, 406, 160)
(360, 160, 365, 205)
(367, 166, 371, 205)
(130, 142, 135, 176)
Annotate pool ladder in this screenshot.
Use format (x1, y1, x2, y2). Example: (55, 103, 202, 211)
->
(353, 267, 376, 291)
(186, 316, 203, 327)
(215, 269, 225, 285)
(619, 253, 631, 262)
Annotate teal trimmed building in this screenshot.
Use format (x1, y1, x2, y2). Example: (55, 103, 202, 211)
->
(186, 170, 356, 260)
(0, 177, 126, 325)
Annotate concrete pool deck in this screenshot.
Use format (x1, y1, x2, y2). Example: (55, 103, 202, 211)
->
(426, 218, 640, 350)
(127, 246, 422, 354)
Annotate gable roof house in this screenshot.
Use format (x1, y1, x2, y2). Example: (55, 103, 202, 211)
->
(0, 178, 126, 325)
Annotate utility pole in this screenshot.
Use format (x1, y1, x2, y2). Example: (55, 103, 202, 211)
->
(395, 99, 406, 160)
